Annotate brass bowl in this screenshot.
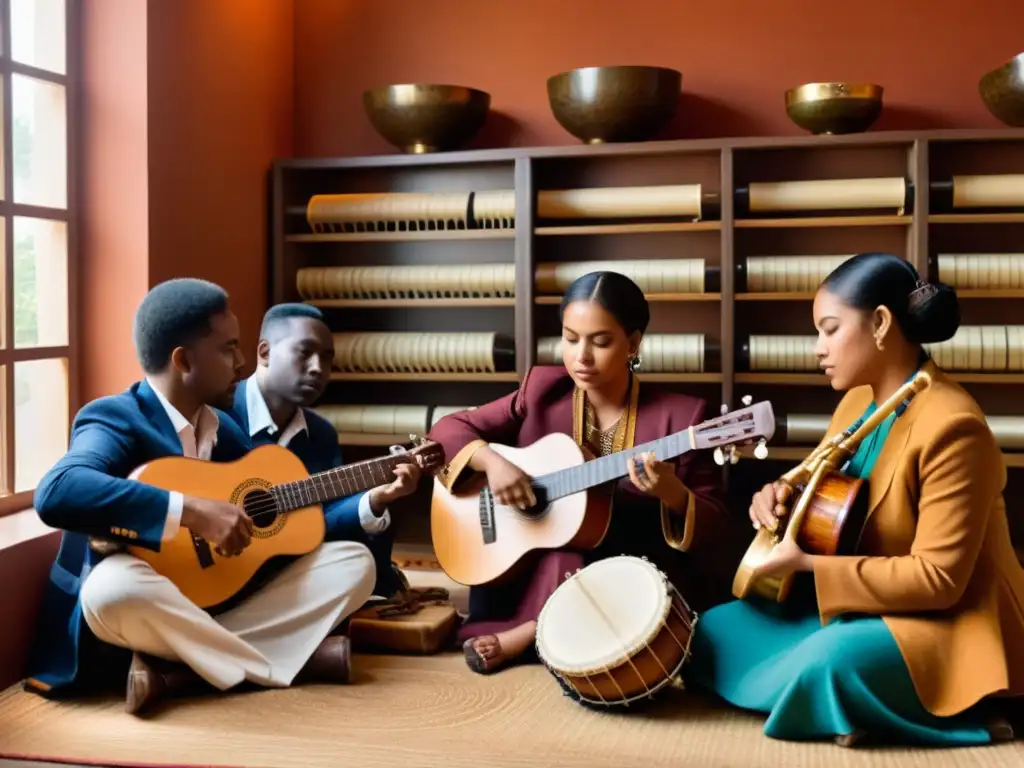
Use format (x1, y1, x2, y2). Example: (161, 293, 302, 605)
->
(979, 53, 1024, 127)
(785, 83, 884, 135)
(547, 66, 681, 144)
(362, 84, 491, 154)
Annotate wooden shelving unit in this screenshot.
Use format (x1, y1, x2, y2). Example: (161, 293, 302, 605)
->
(270, 128, 1024, 547)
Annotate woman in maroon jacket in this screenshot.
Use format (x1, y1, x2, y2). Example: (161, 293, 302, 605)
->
(428, 271, 742, 674)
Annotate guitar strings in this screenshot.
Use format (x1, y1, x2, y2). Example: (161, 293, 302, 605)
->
(191, 452, 439, 540)
(235, 461, 409, 522)
(202, 447, 437, 526)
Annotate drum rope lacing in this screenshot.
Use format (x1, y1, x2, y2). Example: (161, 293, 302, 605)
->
(564, 565, 697, 705)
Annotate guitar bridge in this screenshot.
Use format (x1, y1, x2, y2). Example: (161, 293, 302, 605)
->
(192, 532, 215, 568)
(479, 488, 496, 545)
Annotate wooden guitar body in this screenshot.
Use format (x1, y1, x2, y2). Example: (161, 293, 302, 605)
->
(733, 370, 931, 603)
(127, 444, 326, 610)
(732, 471, 867, 602)
(431, 432, 612, 587)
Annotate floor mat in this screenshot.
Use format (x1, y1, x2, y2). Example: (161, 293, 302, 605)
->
(0, 654, 1020, 768)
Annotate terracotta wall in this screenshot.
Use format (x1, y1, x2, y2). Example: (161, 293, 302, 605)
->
(79, 0, 150, 403)
(145, 0, 294, 360)
(77, 0, 1024, 399)
(292, 0, 1024, 156)
(80, 0, 294, 404)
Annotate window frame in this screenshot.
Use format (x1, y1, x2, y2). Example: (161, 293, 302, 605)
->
(0, 0, 79, 517)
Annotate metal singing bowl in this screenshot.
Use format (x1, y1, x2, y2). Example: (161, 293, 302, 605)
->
(785, 82, 884, 135)
(546, 66, 682, 144)
(979, 53, 1024, 127)
(362, 84, 491, 154)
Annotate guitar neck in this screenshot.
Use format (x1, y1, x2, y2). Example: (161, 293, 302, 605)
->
(535, 429, 693, 501)
(271, 454, 407, 512)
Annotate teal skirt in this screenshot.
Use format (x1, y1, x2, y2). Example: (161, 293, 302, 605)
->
(687, 580, 993, 745)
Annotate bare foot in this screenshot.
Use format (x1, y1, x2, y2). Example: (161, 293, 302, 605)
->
(463, 621, 537, 674)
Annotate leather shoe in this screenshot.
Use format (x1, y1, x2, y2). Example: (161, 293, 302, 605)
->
(126, 652, 208, 715)
(987, 717, 1015, 742)
(294, 636, 352, 684)
(833, 730, 865, 748)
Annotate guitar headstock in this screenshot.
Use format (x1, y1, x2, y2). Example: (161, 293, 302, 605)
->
(405, 435, 446, 475)
(692, 397, 776, 465)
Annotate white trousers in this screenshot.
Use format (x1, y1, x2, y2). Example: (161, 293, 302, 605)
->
(79, 541, 376, 691)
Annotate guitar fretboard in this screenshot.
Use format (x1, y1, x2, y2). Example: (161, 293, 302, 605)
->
(534, 430, 693, 501)
(270, 454, 407, 512)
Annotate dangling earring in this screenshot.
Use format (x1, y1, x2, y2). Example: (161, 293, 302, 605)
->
(629, 355, 642, 373)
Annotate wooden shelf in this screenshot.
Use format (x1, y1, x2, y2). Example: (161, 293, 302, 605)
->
(735, 215, 911, 229)
(328, 371, 719, 386)
(929, 214, 1024, 224)
(948, 373, 1024, 384)
(754, 446, 808, 461)
(950, 291, 1024, 300)
(736, 373, 829, 386)
(307, 298, 515, 309)
(735, 292, 814, 301)
(329, 372, 519, 383)
(736, 372, 1024, 386)
(286, 229, 514, 243)
(536, 292, 720, 304)
(1004, 453, 1024, 468)
(735, 290, 1024, 302)
(535, 221, 720, 236)
(639, 373, 722, 383)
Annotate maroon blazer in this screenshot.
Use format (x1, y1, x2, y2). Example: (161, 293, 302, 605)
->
(428, 365, 744, 611)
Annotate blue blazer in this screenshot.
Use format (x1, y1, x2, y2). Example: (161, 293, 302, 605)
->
(24, 380, 251, 696)
(228, 380, 368, 542)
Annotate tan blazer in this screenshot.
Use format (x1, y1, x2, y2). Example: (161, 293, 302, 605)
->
(811, 360, 1024, 716)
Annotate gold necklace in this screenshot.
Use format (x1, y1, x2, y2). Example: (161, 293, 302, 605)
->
(585, 402, 622, 456)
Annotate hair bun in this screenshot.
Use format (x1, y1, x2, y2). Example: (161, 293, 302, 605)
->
(905, 281, 960, 345)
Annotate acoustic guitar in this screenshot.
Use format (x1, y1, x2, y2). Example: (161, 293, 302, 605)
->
(126, 437, 444, 609)
(431, 401, 776, 586)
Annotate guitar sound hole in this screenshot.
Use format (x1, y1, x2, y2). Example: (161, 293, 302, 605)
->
(244, 490, 279, 530)
(520, 485, 549, 519)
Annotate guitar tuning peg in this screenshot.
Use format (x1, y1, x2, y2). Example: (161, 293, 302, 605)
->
(728, 446, 741, 464)
(713, 447, 726, 466)
(753, 439, 768, 460)
(741, 394, 753, 406)
(719, 403, 730, 416)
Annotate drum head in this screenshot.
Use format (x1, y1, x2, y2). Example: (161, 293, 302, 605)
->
(536, 555, 670, 675)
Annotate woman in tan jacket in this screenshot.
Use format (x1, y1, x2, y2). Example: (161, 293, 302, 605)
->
(688, 252, 1024, 747)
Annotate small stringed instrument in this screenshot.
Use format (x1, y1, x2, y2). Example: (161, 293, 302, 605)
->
(127, 437, 444, 609)
(732, 371, 932, 603)
(431, 401, 776, 586)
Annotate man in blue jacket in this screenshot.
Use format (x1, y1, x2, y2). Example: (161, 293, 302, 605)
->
(229, 303, 420, 598)
(25, 279, 375, 715)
